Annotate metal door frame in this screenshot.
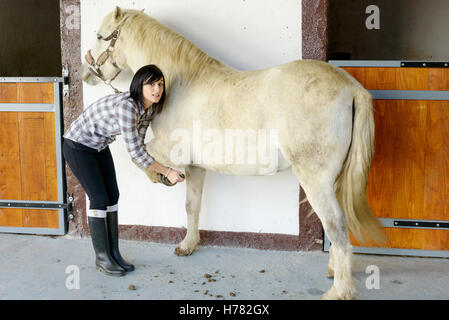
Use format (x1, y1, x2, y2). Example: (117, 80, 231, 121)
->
(324, 219, 449, 258)
(0, 77, 68, 235)
(324, 60, 449, 258)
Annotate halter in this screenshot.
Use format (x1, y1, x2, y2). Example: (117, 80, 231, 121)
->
(85, 22, 125, 93)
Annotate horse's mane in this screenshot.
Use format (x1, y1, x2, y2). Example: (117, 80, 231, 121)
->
(121, 10, 226, 85)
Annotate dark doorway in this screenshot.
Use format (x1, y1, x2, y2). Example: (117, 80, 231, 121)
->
(328, 0, 449, 60)
(0, 0, 61, 76)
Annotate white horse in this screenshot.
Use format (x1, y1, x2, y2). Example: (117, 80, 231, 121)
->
(81, 7, 385, 299)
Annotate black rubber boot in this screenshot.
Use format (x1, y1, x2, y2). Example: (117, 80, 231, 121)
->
(106, 211, 135, 272)
(87, 216, 126, 277)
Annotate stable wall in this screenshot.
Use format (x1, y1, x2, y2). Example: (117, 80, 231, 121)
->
(80, 0, 302, 236)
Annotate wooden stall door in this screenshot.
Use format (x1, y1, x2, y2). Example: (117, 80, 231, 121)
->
(0, 82, 61, 230)
(343, 67, 449, 253)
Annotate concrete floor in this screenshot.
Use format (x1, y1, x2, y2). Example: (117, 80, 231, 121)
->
(0, 233, 448, 300)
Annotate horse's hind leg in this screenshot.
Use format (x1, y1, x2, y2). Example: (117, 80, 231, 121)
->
(292, 166, 355, 300)
(174, 166, 206, 256)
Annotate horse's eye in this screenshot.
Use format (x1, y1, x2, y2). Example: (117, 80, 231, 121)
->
(97, 34, 103, 40)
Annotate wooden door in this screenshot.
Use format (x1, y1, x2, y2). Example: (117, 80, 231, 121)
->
(0, 78, 67, 235)
(326, 62, 449, 257)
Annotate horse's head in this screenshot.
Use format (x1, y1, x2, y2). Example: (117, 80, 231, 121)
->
(82, 6, 129, 87)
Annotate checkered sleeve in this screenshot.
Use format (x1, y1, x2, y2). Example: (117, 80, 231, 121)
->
(137, 113, 151, 145)
(116, 101, 155, 168)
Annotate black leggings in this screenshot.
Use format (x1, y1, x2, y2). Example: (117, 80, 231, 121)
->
(63, 138, 119, 210)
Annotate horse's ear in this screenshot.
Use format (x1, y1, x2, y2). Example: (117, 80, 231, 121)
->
(141, 8, 145, 13)
(113, 6, 123, 21)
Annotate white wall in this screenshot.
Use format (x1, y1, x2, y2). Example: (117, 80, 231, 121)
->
(80, 0, 302, 235)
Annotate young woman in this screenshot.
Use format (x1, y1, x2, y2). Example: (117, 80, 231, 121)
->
(63, 64, 184, 276)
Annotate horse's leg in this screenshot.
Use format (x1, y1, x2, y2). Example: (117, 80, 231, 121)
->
(292, 166, 354, 300)
(327, 244, 335, 278)
(174, 166, 206, 256)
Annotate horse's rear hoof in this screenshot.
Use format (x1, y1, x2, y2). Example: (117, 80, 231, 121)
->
(174, 246, 194, 256)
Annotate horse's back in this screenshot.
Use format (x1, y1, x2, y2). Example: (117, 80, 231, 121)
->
(276, 59, 362, 92)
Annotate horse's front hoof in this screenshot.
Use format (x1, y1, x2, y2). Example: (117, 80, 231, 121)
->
(174, 246, 194, 256)
(321, 286, 355, 300)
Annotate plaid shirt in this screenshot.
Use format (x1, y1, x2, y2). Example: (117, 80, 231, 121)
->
(64, 91, 155, 168)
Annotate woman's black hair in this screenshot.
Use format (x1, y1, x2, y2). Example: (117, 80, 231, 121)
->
(129, 64, 166, 120)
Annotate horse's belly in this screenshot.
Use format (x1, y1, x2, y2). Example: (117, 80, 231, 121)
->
(200, 148, 291, 176)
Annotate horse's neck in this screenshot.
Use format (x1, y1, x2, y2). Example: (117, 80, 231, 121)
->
(124, 17, 231, 89)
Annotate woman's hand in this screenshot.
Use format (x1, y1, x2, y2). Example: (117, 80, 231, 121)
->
(166, 168, 185, 185)
(147, 161, 185, 185)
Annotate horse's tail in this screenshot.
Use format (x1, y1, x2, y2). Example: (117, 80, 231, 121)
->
(334, 87, 387, 244)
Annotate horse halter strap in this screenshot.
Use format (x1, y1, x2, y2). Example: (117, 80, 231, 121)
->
(85, 24, 124, 93)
